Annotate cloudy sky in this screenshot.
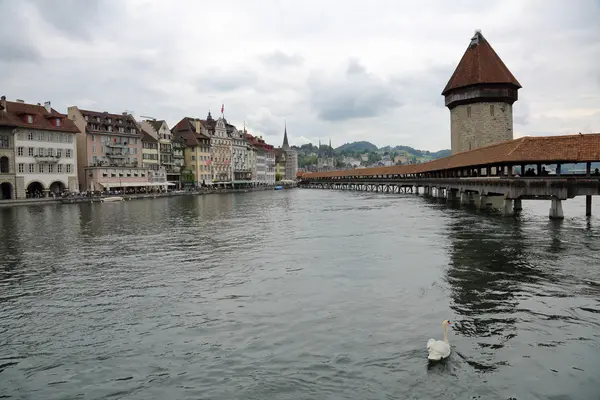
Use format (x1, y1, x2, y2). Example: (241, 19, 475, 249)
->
(1, 0, 599, 151)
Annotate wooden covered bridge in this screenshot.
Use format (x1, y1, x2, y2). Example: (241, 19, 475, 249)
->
(298, 133, 600, 219)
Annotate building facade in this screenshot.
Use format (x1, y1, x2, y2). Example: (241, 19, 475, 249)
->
(317, 139, 335, 171)
(0, 98, 78, 199)
(212, 117, 232, 182)
(171, 117, 211, 186)
(68, 107, 150, 191)
(231, 126, 251, 182)
(442, 30, 522, 155)
(141, 119, 179, 184)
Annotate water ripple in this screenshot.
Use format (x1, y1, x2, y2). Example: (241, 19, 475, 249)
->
(0, 192, 599, 399)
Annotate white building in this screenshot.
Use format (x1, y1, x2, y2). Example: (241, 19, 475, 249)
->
(0, 98, 78, 198)
(265, 149, 276, 185)
(231, 124, 250, 182)
(212, 117, 232, 182)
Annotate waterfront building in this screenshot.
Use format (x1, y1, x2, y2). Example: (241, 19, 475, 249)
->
(443, 30, 522, 155)
(265, 144, 276, 185)
(141, 119, 179, 184)
(231, 124, 251, 182)
(246, 133, 275, 185)
(171, 117, 211, 186)
(171, 135, 186, 188)
(0, 97, 78, 199)
(140, 127, 167, 185)
(211, 117, 233, 183)
(68, 107, 154, 191)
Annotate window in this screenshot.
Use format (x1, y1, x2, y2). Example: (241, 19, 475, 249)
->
(490, 104, 495, 116)
(56, 149, 62, 157)
(66, 164, 72, 173)
(66, 150, 72, 158)
(467, 106, 472, 118)
(18, 163, 24, 173)
(17, 147, 24, 156)
(28, 147, 34, 157)
(48, 133, 53, 142)
(92, 145, 96, 153)
(27, 132, 34, 140)
(58, 164, 63, 173)
(48, 164, 54, 173)
(29, 164, 34, 173)
(27, 115, 33, 123)
(0, 135, 8, 148)
(38, 164, 44, 173)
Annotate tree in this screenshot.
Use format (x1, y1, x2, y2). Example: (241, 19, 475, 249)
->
(276, 173, 282, 181)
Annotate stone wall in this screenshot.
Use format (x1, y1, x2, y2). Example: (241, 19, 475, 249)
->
(450, 101, 513, 154)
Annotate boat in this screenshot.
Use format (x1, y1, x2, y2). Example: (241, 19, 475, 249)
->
(102, 196, 124, 202)
(274, 186, 284, 190)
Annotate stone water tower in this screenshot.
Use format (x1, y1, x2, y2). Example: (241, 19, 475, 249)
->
(442, 30, 522, 155)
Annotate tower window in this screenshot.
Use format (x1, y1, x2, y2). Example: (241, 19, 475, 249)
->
(467, 106, 472, 118)
(490, 105, 495, 116)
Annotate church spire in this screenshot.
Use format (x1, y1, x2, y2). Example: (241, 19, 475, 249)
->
(282, 121, 290, 150)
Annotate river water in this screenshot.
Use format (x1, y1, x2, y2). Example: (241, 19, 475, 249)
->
(1, 190, 599, 399)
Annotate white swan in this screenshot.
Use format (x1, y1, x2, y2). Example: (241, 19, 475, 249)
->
(427, 320, 452, 361)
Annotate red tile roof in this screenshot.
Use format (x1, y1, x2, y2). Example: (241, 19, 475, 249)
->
(304, 133, 600, 179)
(442, 31, 522, 96)
(0, 100, 79, 133)
(140, 127, 158, 143)
(171, 117, 209, 147)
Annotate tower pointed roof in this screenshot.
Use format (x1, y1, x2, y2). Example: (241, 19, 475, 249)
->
(442, 30, 522, 96)
(282, 121, 290, 150)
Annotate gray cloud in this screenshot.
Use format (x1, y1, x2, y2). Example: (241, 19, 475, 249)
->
(259, 50, 304, 67)
(197, 68, 259, 93)
(25, 0, 105, 41)
(308, 60, 402, 122)
(0, 42, 42, 64)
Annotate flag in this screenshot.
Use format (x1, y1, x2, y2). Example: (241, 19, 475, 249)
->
(221, 104, 224, 114)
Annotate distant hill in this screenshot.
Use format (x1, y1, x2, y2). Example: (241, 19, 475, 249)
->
(334, 141, 450, 163)
(335, 141, 378, 153)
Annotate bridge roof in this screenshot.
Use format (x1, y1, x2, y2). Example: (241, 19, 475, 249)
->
(303, 133, 600, 178)
(442, 31, 522, 96)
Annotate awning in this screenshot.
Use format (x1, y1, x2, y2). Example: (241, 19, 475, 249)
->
(97, 181, 174, 189)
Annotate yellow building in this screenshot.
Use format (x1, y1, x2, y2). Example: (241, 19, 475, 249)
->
(172, 118, 211, 186)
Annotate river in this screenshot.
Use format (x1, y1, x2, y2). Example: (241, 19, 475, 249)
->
(1, 190, 599, 399)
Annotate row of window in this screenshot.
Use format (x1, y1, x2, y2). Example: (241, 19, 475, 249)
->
(191, 155, 210, 161)
(17, 147, 73, 158)
(93, 145, 137, 154)
(142, 154, 159, 160)
(92, 135, 139, 145)
(189, 164, 210, 171)
(465, 105, 497, 118)
(17, 163, 73, 174)
(88, 124, 136, 134)
(16, 131, 75, 143)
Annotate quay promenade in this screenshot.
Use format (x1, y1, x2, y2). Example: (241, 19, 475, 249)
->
(0, 185, 292, 208)
(299, 133, 600, 219)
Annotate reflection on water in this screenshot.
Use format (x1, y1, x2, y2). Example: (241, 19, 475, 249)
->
(0, 192, 599, 399)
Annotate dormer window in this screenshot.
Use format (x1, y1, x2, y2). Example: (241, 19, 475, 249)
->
(26, 115, 33, 123)
(56, 118, 61, 127)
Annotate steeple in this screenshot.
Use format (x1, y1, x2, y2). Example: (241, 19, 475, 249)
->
(282, 121, 290, 150)
(207, 110, 213, 121)
(329, 138, 332, 157)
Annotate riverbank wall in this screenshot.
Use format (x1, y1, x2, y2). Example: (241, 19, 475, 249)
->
(0, 185, 294, 208)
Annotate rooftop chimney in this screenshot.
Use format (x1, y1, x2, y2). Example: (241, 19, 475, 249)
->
(0, 96, 6, 112)
(44, 101, 51, 113)
(16, 99, 24, 103)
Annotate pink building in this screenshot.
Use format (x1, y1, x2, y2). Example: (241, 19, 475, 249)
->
(67, 107, 151, 192)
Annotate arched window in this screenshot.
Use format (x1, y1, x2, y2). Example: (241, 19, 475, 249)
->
(0, 156, 9, 173)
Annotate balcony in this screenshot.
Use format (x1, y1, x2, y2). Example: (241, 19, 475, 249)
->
(173, 154, 184, 159)
(34, 155, 61, 163)
(106, 142, 128, 148)
(106, 152, 127, 159)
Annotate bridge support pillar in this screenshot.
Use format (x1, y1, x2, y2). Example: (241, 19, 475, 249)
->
(447, 189, 457, 202)
(460, 192, 469, 205)
(513, 198, 522, 211)
(549, 198, 564, 220)
(477, 194, 487, 209)
(502, 199, 514, 216)
(586, 195, 592, 216)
